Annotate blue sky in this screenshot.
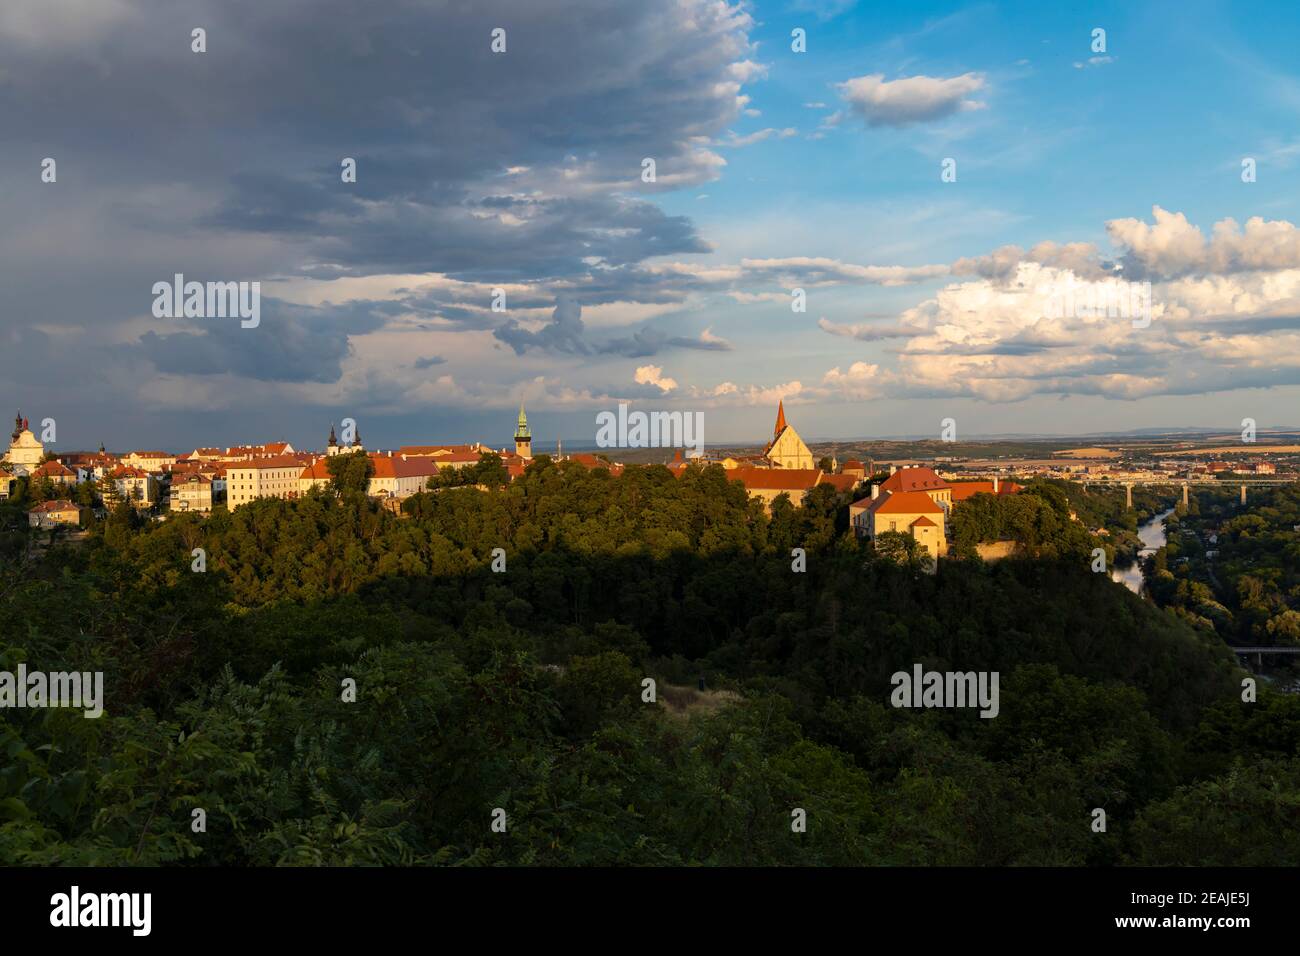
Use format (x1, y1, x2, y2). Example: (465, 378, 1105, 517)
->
(3, 0, 1299, 451)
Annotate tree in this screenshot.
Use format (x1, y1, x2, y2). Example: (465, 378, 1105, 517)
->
(873, 530, 934, 571)
(98, 471, 121, 508)
(326, 449, 374, 495)
(428, 452, 508, 490)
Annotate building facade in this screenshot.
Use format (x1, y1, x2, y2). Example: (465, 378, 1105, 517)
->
(762, 401, 814, 469)
(227, 456, 309, 508)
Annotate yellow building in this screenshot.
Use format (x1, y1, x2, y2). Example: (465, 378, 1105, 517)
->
(877, 466, 953, 513)
(852, 488, 947, 559)
(28, 499, 89, 529)
(4, 412, 44, 476)
(227, 455, 307, 508)
(763, 401, 814, 469)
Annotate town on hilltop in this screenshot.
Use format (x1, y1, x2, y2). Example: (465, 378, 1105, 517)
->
(4, 403, 1294, 564)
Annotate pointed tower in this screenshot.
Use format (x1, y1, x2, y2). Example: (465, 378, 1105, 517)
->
(514, 403, 532, 460)
(764, 399, 812, 470)
(327, 423, 339, 457)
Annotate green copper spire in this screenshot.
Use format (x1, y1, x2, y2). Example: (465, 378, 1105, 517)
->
(514, 402, 531, 440)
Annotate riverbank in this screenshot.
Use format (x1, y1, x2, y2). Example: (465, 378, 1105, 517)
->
(1110, 507, 1175, 595)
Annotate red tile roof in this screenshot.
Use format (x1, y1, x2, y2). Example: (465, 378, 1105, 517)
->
(369, 455, 441, 479)
(731, 467, 822, 491)
(949, 480, 1023, 501)
(878, 467, 949, 493)
(228, 454, 311, 471)
(29, 499, 80, 513)
(398, 444, 480, 456)
(867, 490, 944, 515)
(110, 465, 150, 479)
(817, 473, 858, 493)
(31, 461, 75, 478)
(567, 453, 624, 475)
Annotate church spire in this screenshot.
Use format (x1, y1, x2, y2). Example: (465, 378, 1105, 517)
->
(774, 400, 788, 439)
(514, 403, 532, 460)
(328, 423, 337, 447)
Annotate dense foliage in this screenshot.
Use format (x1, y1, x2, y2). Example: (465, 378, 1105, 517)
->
(1, 460, 1293, 866)
(1150, 485, 1300, 647)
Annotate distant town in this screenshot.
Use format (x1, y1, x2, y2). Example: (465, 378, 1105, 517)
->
(5, 405, 1296, 563)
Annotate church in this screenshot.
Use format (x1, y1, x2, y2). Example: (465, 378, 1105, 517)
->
(3, 412, 45, 476)
(762, 400, 814, 469)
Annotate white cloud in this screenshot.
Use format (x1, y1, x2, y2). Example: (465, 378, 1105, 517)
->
(835, 72, 988, 127)
(719, 127, 798, 147)
(741, 256, 950, 285)
(1108, 206, 1300, 277)
(635, 364, 679, 392)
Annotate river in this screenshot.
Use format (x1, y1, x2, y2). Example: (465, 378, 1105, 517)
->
(1111, 508, 1176, 595)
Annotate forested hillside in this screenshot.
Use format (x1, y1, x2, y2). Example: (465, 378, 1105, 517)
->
(2, 458, 1296, 866)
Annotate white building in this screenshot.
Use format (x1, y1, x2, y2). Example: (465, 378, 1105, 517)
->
(227, 455, 307, 508)
(3, 412, 44, 476)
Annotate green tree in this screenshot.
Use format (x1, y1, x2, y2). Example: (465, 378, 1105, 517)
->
(326, 449, 374, 495)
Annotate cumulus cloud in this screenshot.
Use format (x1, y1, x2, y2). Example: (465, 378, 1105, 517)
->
(952, 241, 1108, 281)
(634, 365, 678, 392)
(821, 361, 884, 399)
(834, 72, 987, 127)
(1108, 206, 1300, 278)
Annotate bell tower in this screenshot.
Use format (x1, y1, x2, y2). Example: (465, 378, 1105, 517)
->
(514, 403, 532, 460)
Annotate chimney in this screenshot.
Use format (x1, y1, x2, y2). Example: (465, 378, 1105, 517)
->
(871, 484, 879, 500)
(889, 464, 897, 475)
(993, 476, 1000, 493)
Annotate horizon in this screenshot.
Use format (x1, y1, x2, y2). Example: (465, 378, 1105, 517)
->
(5, 0, 1300, 450)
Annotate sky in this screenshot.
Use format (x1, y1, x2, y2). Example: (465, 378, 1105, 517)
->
(3, 0, 1300, 452)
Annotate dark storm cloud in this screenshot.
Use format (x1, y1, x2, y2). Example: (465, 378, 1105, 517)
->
(493, 298, 734, 357)
(495, 297, 590, 356)
(1, 0, 742, 278)
(0, 0, 756, 442)
(599, 328, 735, 357)
(129, 299, 388, 383)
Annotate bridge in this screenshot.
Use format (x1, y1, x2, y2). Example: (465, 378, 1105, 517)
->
(1077, 478, 1295, 508)
(1229, 645, 1300, 668)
